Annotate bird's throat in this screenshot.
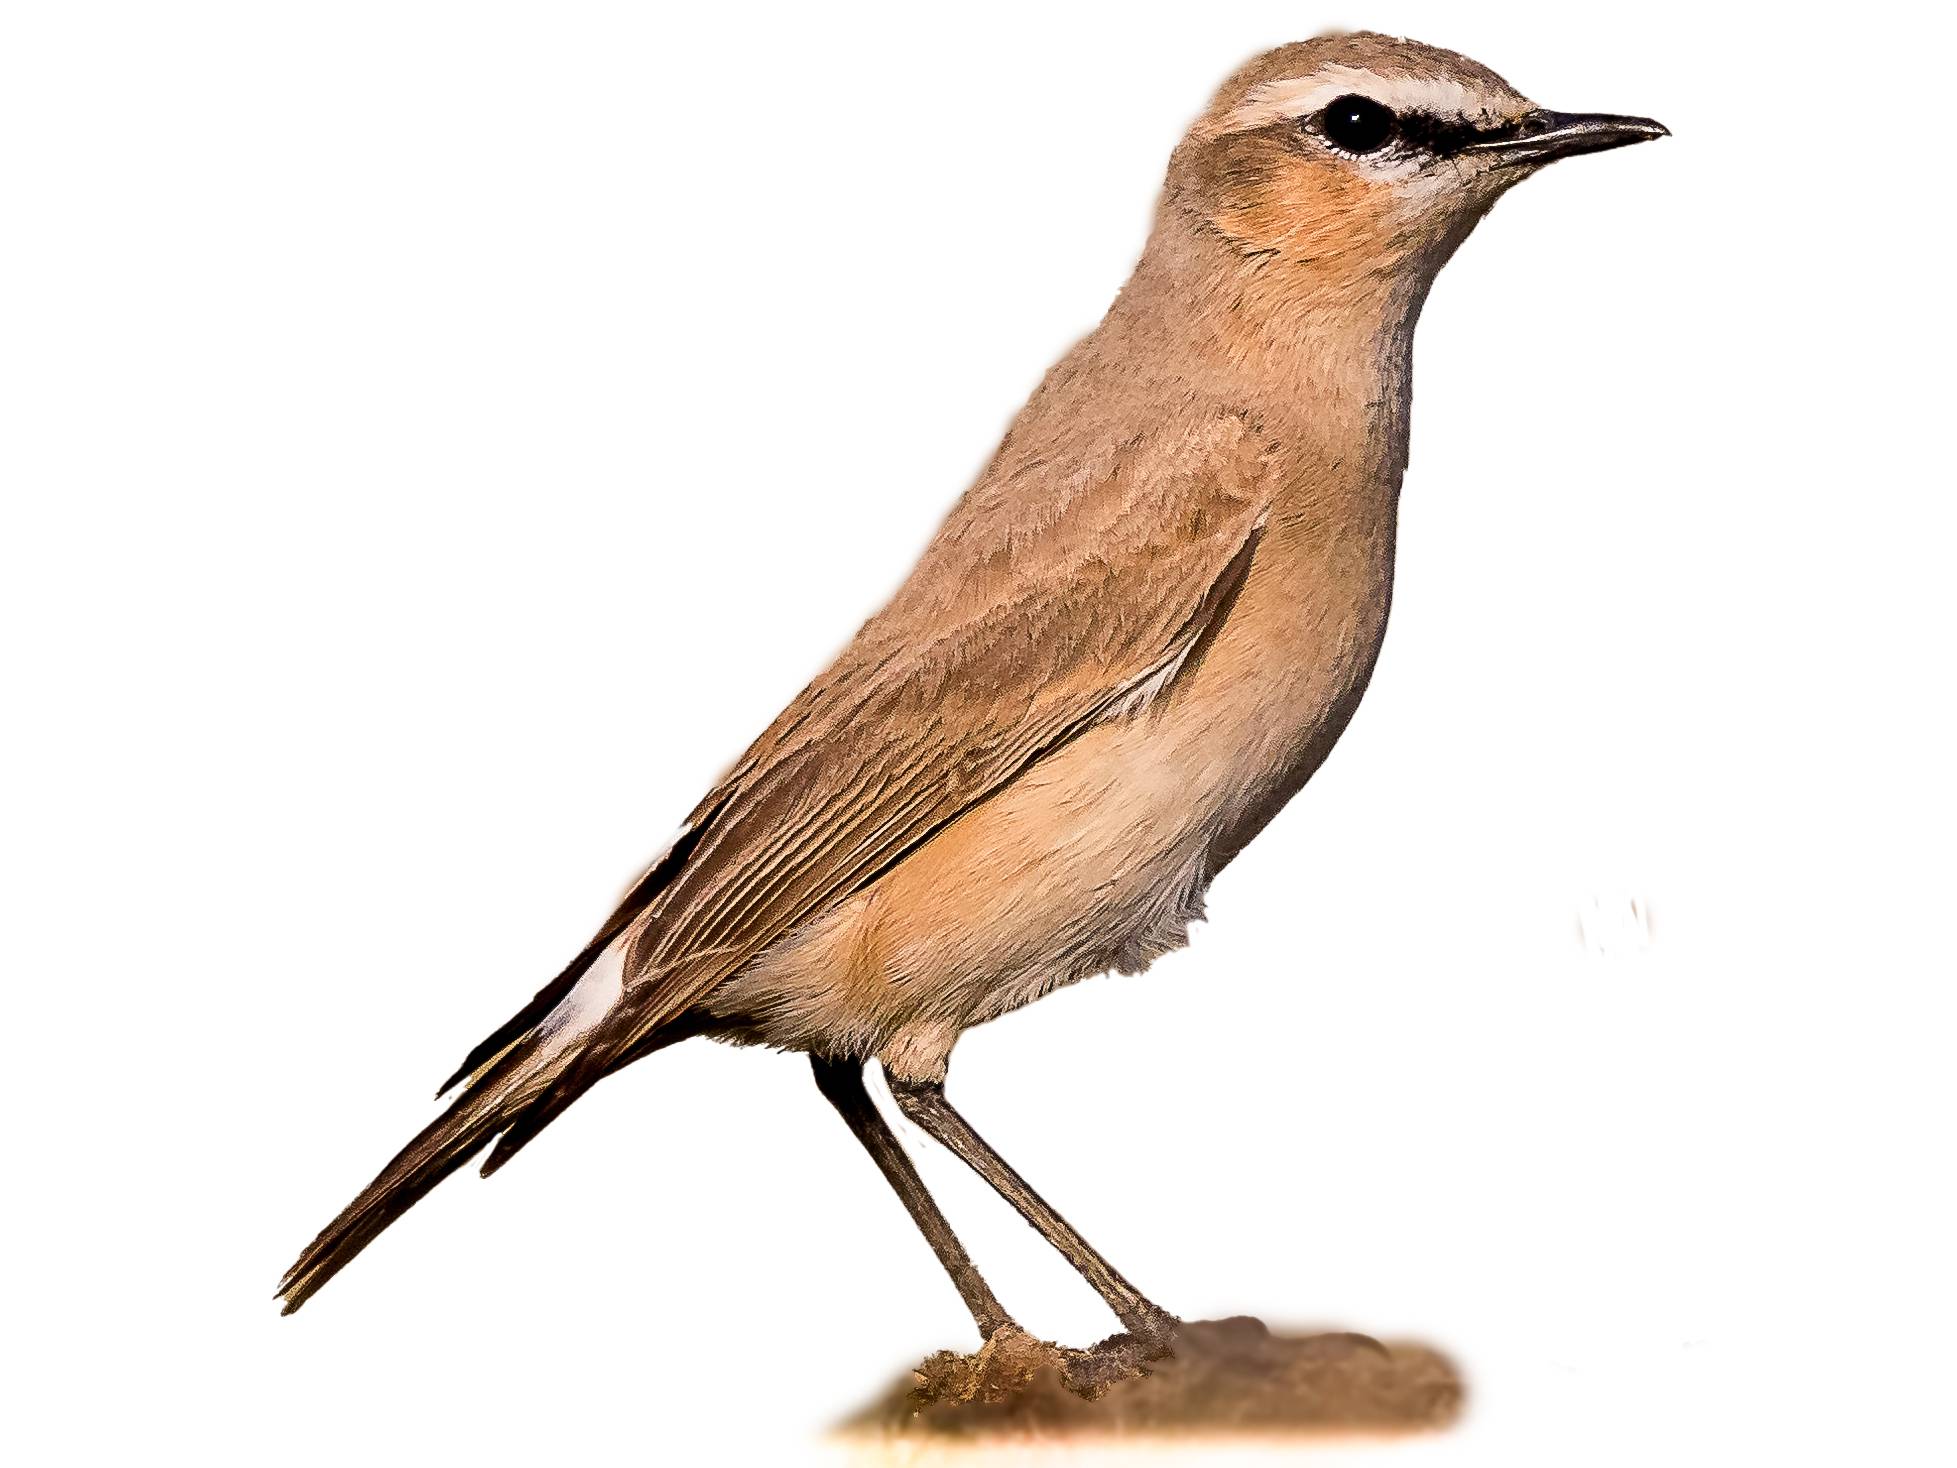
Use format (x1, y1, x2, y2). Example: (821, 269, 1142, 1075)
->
(1119, 217, 1430, 446)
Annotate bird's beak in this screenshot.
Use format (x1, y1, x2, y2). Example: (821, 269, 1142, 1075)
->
(1465, 110, 1670, 166)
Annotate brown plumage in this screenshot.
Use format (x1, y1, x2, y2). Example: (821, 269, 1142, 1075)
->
(280, 32, 1665, 1337)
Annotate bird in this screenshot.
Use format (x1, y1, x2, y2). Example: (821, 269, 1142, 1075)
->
(278, 32, 1667, 1349)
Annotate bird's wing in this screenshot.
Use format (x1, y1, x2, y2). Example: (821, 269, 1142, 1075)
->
(594, 411, 1274, 1062)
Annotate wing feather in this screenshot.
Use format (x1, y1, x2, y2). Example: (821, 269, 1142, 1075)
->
(587, 411, 1276, 1062)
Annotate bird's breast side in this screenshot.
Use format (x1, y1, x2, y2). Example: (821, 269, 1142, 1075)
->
(1196, 506, 1398, 876)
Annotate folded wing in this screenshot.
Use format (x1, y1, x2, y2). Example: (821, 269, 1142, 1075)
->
(577, 411, 1277, 1073)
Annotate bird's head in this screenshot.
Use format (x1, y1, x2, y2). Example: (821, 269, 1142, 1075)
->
(1167, 33, 1666, 290)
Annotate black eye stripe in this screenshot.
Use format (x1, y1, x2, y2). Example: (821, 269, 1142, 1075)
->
(1399, 111, 1527, 157)
(1305, 105, 1531, 161)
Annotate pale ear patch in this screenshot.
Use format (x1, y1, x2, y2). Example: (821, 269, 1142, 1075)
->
(1219, 64, 1519, 136)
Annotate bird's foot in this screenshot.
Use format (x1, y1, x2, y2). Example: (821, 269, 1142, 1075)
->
(1060, 1313, 1182, 1399)
(913, 1323, 1063, 1406)
(1123, 1303, 1184, 1356)
(911, 1317, 1183, 1406)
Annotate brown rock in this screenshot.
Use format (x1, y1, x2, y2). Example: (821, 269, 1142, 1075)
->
(840, 1317, 1465, 1442)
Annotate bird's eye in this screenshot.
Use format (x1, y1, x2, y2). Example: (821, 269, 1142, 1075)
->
(1318, 95, 1396, 154)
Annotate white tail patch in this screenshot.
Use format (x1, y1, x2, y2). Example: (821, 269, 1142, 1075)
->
(538, 934, 628, 1045)
(524, 821, 694, 1055)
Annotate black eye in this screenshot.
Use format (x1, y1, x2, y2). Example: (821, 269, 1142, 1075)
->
(1319, 94, 1396, 154)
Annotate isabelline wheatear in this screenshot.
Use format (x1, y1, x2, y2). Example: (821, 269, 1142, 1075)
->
(280, 33, 1666, 1349)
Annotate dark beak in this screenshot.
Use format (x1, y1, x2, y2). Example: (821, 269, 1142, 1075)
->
(1465, 110, 1669, 166)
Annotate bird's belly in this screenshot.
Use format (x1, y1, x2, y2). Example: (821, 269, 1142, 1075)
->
(703, 714, 1227, 1080)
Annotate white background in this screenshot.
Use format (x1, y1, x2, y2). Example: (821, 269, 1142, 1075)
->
(5, 2, 1953, 1464)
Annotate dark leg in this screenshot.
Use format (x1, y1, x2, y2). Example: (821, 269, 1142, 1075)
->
(886, 1070, 1177, 1344)
(811, 1055, 1013, 1340)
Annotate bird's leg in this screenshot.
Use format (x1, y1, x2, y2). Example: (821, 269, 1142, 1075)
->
(810, 1055, 1014, 1341)
(885, 1071, 1178, 1348)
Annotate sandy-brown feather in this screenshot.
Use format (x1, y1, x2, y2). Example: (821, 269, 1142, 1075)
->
(580, 414, 1277, 1065)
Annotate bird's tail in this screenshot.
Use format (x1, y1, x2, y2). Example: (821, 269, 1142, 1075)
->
(277, 1035, 555, 1314)
(277, 939, 639, 1314)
